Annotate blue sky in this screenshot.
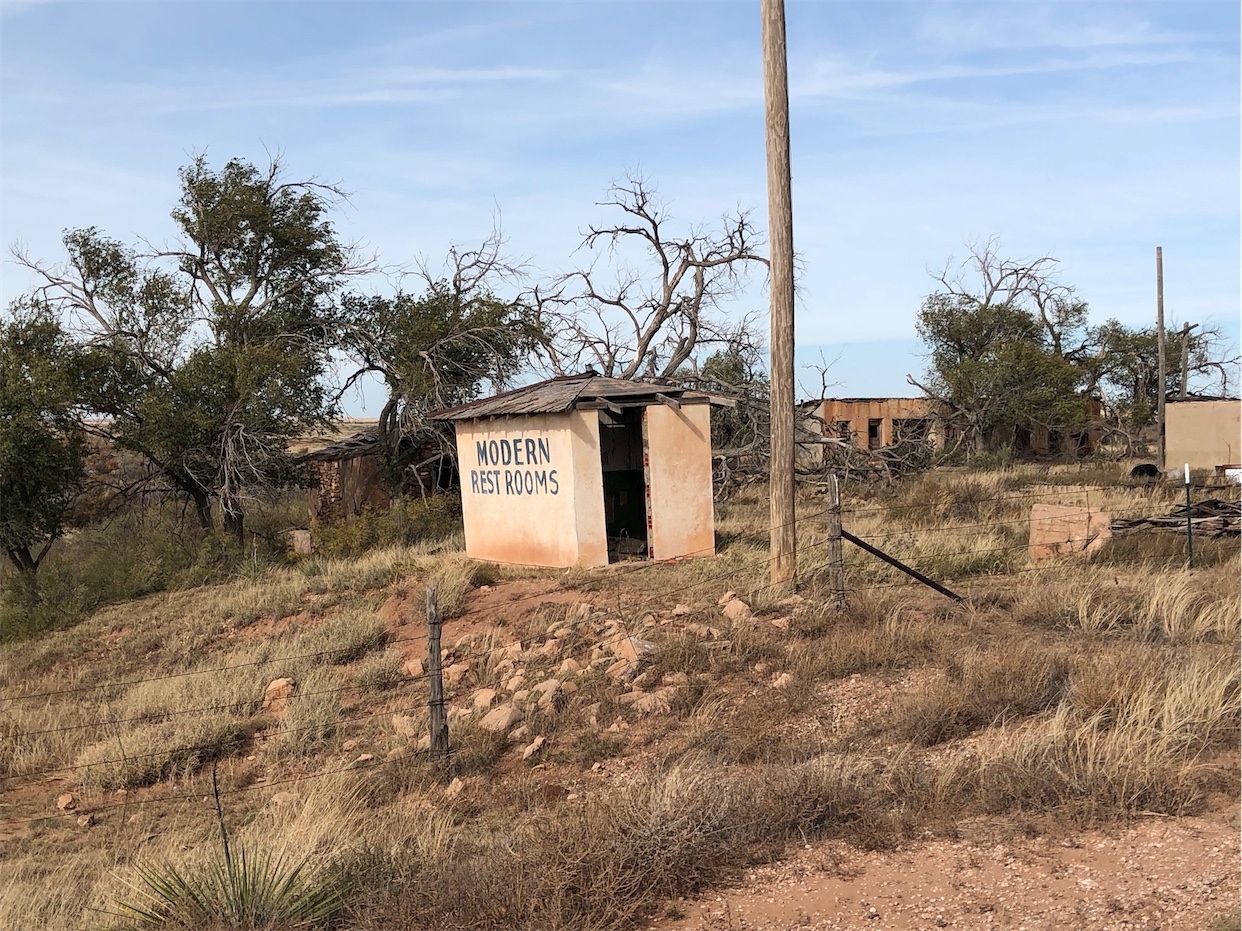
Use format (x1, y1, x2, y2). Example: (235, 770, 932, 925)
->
(2, 0, 1238, 412)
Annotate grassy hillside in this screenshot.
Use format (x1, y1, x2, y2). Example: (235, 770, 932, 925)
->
(1, 466, 1237, 930)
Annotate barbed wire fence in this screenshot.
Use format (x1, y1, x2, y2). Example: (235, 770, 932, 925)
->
(2, 476, 1236, 836)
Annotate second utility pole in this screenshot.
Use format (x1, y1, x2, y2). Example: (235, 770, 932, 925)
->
(762, 0, 796, 594)
(1156, 246, 1166, 472)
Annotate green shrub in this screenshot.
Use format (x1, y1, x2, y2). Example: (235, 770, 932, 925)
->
(312, 495, 462, 559)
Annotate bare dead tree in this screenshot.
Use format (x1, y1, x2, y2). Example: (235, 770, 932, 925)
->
(530, 173, 767, 379)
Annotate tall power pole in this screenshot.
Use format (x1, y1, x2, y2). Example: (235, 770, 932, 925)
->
(762, 0, 796, 593)
(1156, 246, 1166, 471)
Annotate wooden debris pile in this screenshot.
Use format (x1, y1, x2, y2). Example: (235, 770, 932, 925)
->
(1111, 498, 1241, 538)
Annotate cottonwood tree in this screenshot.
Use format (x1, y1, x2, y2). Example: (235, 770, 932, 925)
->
(909, 239, 1094, 455)
(16, 156, 375, 539)
(0, 302, 88, 573)
(530, 174, 767, 379)
(337, 232, 541, 495)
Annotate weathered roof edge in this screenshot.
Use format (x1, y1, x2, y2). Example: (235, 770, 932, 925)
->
(431, 371, 728, 422)
(429, 372, 593, 421)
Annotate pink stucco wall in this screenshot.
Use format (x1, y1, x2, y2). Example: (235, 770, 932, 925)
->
(455, 411, 608, 568)
(645, 403, 715, 560)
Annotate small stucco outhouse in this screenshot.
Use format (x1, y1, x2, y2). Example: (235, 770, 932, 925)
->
(432, 373, 718, 568)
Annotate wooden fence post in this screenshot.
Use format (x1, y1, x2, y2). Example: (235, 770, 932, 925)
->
(826, 473, 846, 609)
(426, 584, 449, 760)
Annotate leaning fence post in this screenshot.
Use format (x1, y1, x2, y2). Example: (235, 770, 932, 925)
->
(426, 584, 450, 760)
(826, 473, 846, 609)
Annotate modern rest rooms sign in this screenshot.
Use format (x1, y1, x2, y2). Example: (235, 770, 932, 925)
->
(468, 435, 561, 496)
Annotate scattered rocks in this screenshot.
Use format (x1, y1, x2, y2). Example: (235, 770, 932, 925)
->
(612, 636, 657, 664)
(721, 597, 753, 622)
(342, 739, 358, 752)
(771, 672, 793, 690)
(56, 793, 76, 812)
(443, 662, 471, 688)
(445, 777, 465, 798)
(718, 591, 738, 605)
(473, 688, 498, 709)
(606, 659, 635, 681)
(270, 791, 299, 808)
(558, 658, 582, 675)
(521, 735, 546, 761)
(76, 813, 94, 828)
(479, 703, 522, 733)
(769, 616, 791, 631)
(505, 673, 527, 693)
(619, 687, 676, 715)
(672, 603, 694, 616)
(354, 753, 375, 763)
(262, 677, 296, 713)
(403, 657, 424, 678)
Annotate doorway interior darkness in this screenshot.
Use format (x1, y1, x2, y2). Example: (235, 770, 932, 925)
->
(599, 408, 648, 561)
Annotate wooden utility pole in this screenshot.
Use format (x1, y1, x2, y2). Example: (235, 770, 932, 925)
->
(762, 0, 797, 594)
(426, 584, 449, 760)
(1156, 247, 1166, 471)
(825, 473, 845, 609)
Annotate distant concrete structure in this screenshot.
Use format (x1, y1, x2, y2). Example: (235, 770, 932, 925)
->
(805, 396, 1101, 458)
(809, 398, 947, 451)
(433, 373, 719, 568)
(1166, 399, 1241, 472)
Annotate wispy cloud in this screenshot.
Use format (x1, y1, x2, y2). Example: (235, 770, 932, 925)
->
(914, 5, 1228, 52)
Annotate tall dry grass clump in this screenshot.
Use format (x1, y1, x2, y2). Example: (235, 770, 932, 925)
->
(891, 642, 1070, 746)
(947, 650, 1239, 824)
(1007, 557, 1239, 642)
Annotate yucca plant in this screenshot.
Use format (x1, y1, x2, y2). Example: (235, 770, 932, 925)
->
(114, 842, 346, 930)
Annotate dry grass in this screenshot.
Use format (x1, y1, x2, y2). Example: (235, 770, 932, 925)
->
(891, 641, 1071, 746)
(1, 467, 1237, 931)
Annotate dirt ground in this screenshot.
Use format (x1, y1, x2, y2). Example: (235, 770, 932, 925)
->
(653, 806, 1240, 931)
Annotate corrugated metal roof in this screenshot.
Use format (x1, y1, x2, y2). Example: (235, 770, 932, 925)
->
(431, 372, 700, 421)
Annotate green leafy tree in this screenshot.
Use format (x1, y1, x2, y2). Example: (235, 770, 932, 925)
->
(1087, 319, 1238, 451)
(909, 240, 1092, 454)
(17, 156, 373, 538)
(0, 302, 87, 573)
(338, 234, 540, 494)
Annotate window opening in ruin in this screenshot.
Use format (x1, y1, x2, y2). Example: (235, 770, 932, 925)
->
(835, 421, 852, 444)
(868, 419, 883, 450)
(599, 408, 648, 561)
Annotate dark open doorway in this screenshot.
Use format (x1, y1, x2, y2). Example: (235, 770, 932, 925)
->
(599, 408, 649, 561)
